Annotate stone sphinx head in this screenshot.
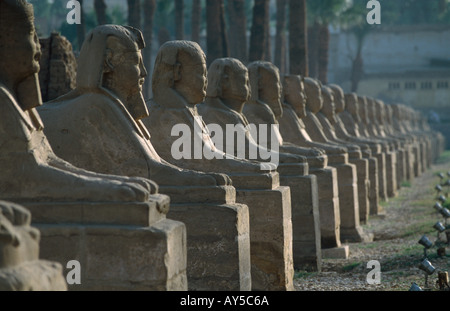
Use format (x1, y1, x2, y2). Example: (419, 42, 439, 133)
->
(357, 96, 369, 124)
(344, 93, 359, 117)
(320, 85, 336, 122)
(206, 57, 250, 113)
(282, 75, 307, 118)
(0, 0, 42, 111)
(374, 99, 385, 124)
(328, 84, 345, 114)
(152, 40, 207, 106)
(304, 78, 323, 114)
(77, 25, 148, 120)
(247, 61, 283, 120)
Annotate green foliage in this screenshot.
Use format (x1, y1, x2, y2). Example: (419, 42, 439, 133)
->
(307, 0, 350, 25)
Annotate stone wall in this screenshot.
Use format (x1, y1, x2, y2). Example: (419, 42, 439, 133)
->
(39, 33, 77, 102)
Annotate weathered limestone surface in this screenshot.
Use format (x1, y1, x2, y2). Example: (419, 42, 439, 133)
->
(143, 41, 294, 291)
(318, 85, 371, 226)
(0, 201, 67, 291)
(38, 32, 77, 102)
(198, 58, 321, 272)
(0, 3, 186, 291)
(25, 196, 188, 291)
(302, 78, 368, 243)
(38, 26, 248, 291)
(277, 75, 342, 251)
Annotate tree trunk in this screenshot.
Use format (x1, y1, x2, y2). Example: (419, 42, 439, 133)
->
(308, 21, 320, 79)
(143, 0, 156, 99)
(175, 0, 184, 40)
(191, 0, 201, 43)
(288, 0, 308, 76)
(351, 36, 365, 92)
(249, 0, 269, 62)
(94, 0, 107, 25)
(76, 0, 85, 51)
(127, 0, 141, 30)
(206, 0, 229, 66)
(264, 0, 272, 62)
(275, 0, 287, 75)
(318, 23, 329, 84)
(227, 0, 248, 62)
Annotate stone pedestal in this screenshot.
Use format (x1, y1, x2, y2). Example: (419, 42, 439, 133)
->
(23, 195, 188, 291)
(168, 202, 251, 291)
(350, 157, 370, 225)
(396, 148, 407, 187)
(328, 155, 367, 243)
(385, 151, 398, 198)
(278, 165, 321, 272)
(367, 156, 380, 217)
(311, 167, 340, 249)
(232, 172, 294, 291)
(322, 245, 350, 259)
(374, 151, 388, 203)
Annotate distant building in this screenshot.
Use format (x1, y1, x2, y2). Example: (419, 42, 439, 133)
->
(328, 25, 450, 110)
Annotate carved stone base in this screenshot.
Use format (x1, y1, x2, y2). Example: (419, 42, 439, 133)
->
(311, 167, 341, 250)
(234, 173, 294, 291)
(321, 245, 349, 259)
(279, 173, 321, 272)
(168, 202, 251, 291)
(23, 195, 187, 291)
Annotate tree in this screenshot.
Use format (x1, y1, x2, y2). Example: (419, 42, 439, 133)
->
(275, 0, 288, 75)
(143, 0, 156, 98)
(127, 0, 141, 30)
(249, 0, 270, 62)
(206, 0, 229, 65)
(227, 0, 248, 63)
(307, 0, 348, 84)
(289, 0, 308, 76)
(94, 0, 107, 25)
(191, 0, 202, 43)
(76, 0, 86, 51)
(175, 0, 184, 39)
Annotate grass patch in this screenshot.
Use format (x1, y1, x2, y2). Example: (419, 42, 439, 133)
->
(342, 262, 361, 272)
(401, 181, 412, 188)
(294, 271, 318, 278)
(435, 150, 450, 165)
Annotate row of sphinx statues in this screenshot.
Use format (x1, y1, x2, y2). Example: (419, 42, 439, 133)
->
(0, 0, 446, 291)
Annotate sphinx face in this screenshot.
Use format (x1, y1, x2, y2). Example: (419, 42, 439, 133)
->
(259, 69, 283, 119)
(283, 76, 307, 118)
(304, 79, 323, 114)
(223, 66, 250, 103)
(1, 18, 41, 85)
(321, 86, 336, 120)
(174, 52, 208, 105)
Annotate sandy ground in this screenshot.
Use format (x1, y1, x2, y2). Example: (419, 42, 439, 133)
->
(294, 152, 450, 291)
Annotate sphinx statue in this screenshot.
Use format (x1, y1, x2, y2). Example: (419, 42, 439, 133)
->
(142, 41, 294, 291)
(364, 97, 400, 197)
(39, 25, 233, 204)
(0, 1, 157, 204)
(298, 77, 369, 243)
(317, 84, 373, 225)
(0, 0, 186, 290)
(242, 63, 345, 255)
(0, 201, 66, 290)
(197, 57, 322, 271)
(39, 26, 251, 291)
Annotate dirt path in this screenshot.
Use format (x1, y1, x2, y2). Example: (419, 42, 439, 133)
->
(294, 151, 450, 291)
